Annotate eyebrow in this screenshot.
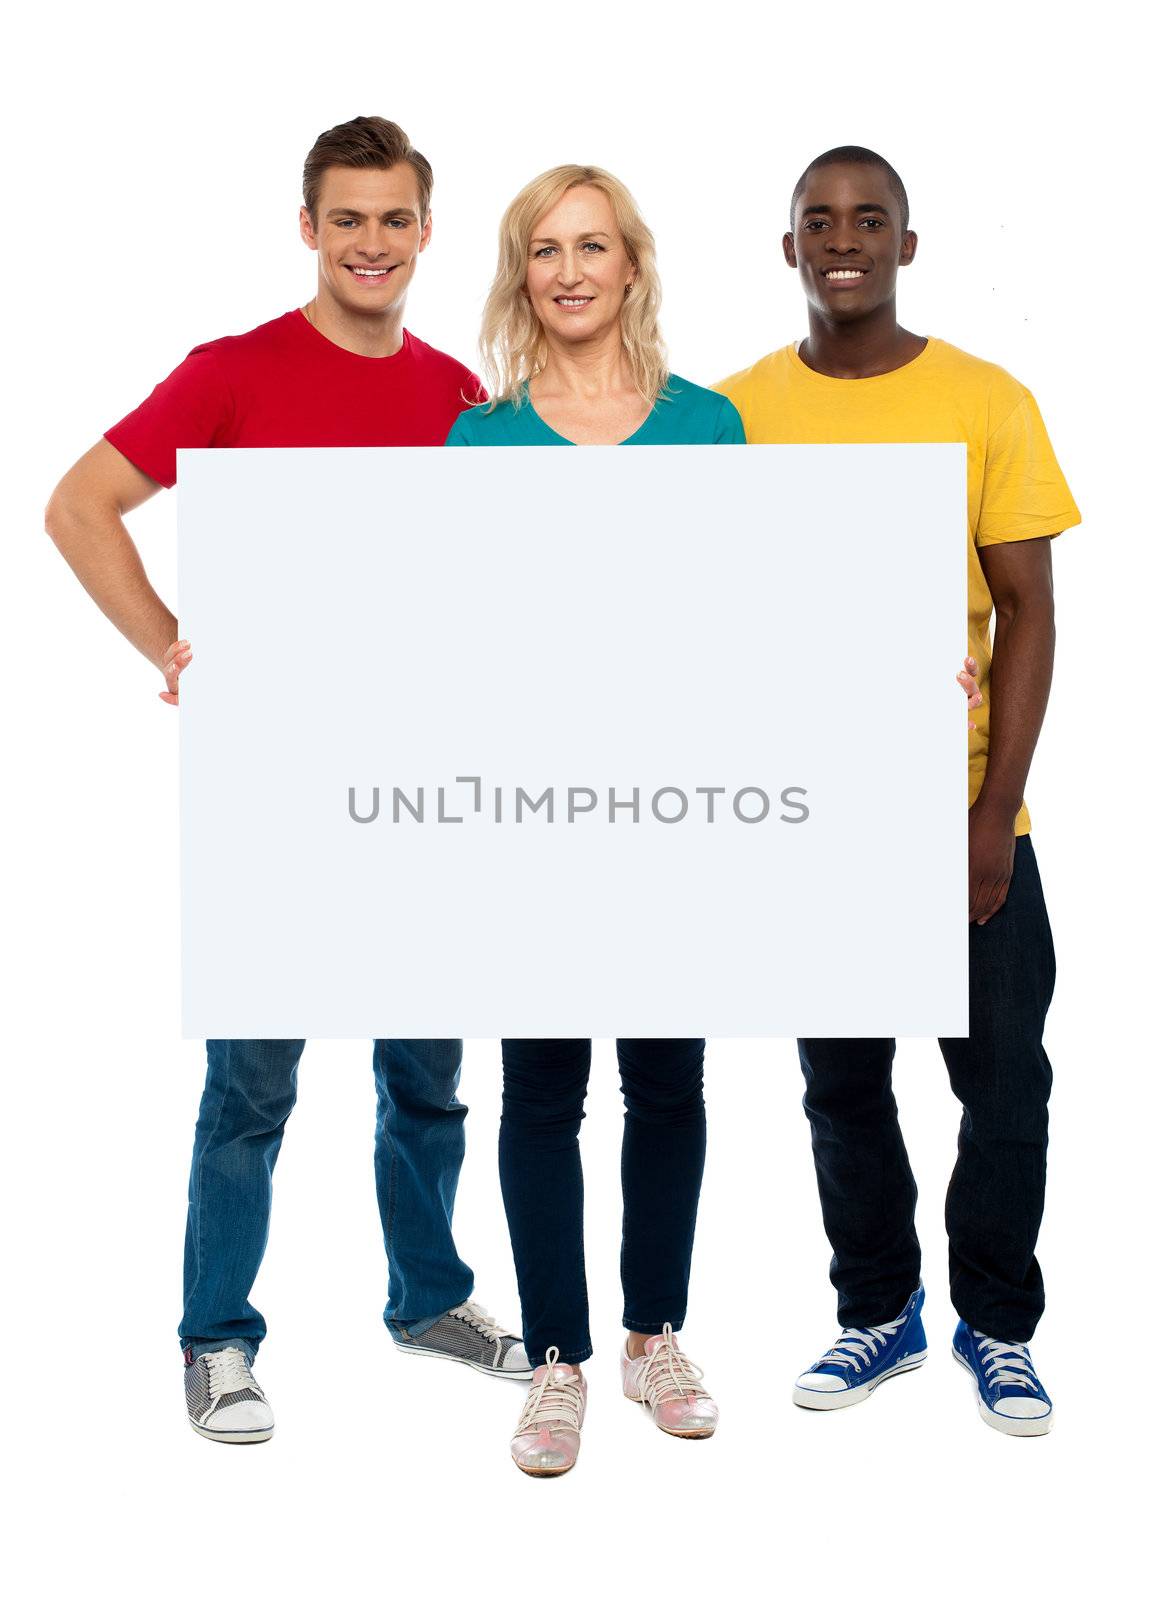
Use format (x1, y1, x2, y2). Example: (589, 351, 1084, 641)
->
(325, 206, 419, 222)
(529, 230, 611, 245)
(801, 202, 891, 218)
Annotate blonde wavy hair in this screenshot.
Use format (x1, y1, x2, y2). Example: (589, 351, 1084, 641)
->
(478, 165, 670, 410)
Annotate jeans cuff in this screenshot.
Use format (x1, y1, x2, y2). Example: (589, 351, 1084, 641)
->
(838, 1280, 922, 1329)
(527, 1341, 593, 1367)
(623, 1317, 684, 1334)
(183, 1337, 258, 1364)
(387, 1311, 450, 1340)
(953, 1305, 1040, 1344)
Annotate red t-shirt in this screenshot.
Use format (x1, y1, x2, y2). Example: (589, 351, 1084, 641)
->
(105, 310, 483, 488)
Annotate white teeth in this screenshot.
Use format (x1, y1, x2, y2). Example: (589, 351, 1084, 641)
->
(352, 267, 390, 277)
(556, 297, 590, 305)
(825, 270, 864, 280)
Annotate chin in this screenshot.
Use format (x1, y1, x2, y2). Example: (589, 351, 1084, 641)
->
(341, 286, 404, 314)
(818, 297, 874, 322)
(547, 316, 606, 341)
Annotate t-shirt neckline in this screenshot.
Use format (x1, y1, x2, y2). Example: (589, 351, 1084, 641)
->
(292, 308, 413, 364)
(785, 337, 936, 387)
(524, 383, 663, 446)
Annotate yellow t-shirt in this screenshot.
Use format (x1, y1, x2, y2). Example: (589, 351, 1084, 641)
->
(714, 339, 1081, 835)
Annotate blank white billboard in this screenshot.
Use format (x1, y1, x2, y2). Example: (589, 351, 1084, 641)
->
(178, 444, 969, 1038)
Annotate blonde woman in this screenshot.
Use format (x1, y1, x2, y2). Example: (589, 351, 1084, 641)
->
(448, 165, 742, 449)
(448, 166, 982, 1477)
(447, 166, 739, 1476)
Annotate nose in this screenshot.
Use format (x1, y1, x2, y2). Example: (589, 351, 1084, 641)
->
(358, 224, 392, 260)
(824, 224, 860, 255)
(557, 249, 584, 287)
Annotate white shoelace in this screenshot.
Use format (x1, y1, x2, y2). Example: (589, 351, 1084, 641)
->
(817, 1311, 908, 1373)
(449, 1301, 514, 1344)
(634, 1324, 712, 1406)
(203, 1348, 261, 1399)
(974, 1333, 1040, 1393)
(514, 1347, 584, 1437)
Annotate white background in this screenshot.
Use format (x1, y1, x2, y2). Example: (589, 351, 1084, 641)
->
(179, 445, 967, 1037)
(3, 2, 1144, 1596)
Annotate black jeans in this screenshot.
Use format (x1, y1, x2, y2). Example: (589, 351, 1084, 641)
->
(799, 834, 1056, 1344)
(499, 1038, 707, 1366)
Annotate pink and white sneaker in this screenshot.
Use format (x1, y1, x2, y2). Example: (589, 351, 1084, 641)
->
(621, 1324, 718, 1439)
(510, 1347, 587, 1477)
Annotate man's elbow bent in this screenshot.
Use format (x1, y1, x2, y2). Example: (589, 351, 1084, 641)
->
(44, 480, 74, 548)
(44, 456, 115, 552)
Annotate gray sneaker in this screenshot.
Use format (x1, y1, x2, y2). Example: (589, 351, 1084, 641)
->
(184, 1347, 275, 1443)
(394, 1300, 531, 1379)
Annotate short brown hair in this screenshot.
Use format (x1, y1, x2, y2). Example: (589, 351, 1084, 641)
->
(302, 116, 433, 223)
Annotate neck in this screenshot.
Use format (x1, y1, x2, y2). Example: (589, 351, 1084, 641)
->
(799, 301, 925, 379)
(307, 283, 406, 358)
(531, 326, 635, 399)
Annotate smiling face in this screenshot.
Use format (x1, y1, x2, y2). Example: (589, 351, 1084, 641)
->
(784, 161, 916, 322)
(524, 184, 636, 349)
(299, 162, 431, 319)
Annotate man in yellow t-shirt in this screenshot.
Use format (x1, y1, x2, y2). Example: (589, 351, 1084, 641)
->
(715, 146, 1079, 1438)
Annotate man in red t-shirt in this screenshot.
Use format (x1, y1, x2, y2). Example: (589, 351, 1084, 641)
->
(46, 116, 529, 1445)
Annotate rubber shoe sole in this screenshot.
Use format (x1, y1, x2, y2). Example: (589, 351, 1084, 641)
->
(189, 1418, 274, 1444)
(792, 1350, 928, 1411)
(512, 1456, 577, 1478)
(393, 1339, 532, 1381)
(951, 1348, 1053, 1437)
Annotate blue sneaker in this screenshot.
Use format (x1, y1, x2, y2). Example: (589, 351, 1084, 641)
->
(793, 1285, 928, 1410)
(952, 1322, 1053, 1436)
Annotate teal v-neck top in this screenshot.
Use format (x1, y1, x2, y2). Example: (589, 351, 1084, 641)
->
(445, 374, 745, 447)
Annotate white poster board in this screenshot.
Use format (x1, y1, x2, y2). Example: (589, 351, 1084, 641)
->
(179, 445, 969, 1038)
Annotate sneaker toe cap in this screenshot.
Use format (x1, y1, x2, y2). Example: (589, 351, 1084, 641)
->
(795, 1371, 848, 1393)
(500, 1341, 532, 1374)
(204, 1400, 274, 1434)
(511, 1428, 579, 1473)
(993, 1395, 1051, 1420)
(655, 1396, 719, 1435)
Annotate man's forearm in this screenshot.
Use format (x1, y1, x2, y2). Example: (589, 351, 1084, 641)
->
(45, 494, 176, 669)
(977, 597, 1055, 818)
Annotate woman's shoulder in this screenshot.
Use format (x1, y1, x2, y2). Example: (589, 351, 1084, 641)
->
(446, 401, 500, 445)
(665, 373, 723, 404)
(446, 396, 528, 445)
(657, 375, 745, 442)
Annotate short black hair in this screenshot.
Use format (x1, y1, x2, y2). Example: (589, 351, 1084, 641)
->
(790, 146, 910, 232)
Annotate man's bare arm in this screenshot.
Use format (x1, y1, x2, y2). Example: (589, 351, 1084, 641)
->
(968, 536, 1056, 923)
(45, 440, 178, 671)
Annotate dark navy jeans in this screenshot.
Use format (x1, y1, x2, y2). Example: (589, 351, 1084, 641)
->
(180, 1038, 473, 1359)
(499, 1038, 707, 1367)
(799, 834, 1056, 1343)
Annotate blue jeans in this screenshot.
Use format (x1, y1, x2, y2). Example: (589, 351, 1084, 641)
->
(179, 1038, 473, 1360)
(799, 834, 1056, 1343)
(499, 1038, 707, 1367)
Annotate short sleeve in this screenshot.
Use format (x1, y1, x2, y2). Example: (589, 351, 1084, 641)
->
(713, 396, 746, 445)
(104, 346, 235, 489)
(977, 390, 1080, 546)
